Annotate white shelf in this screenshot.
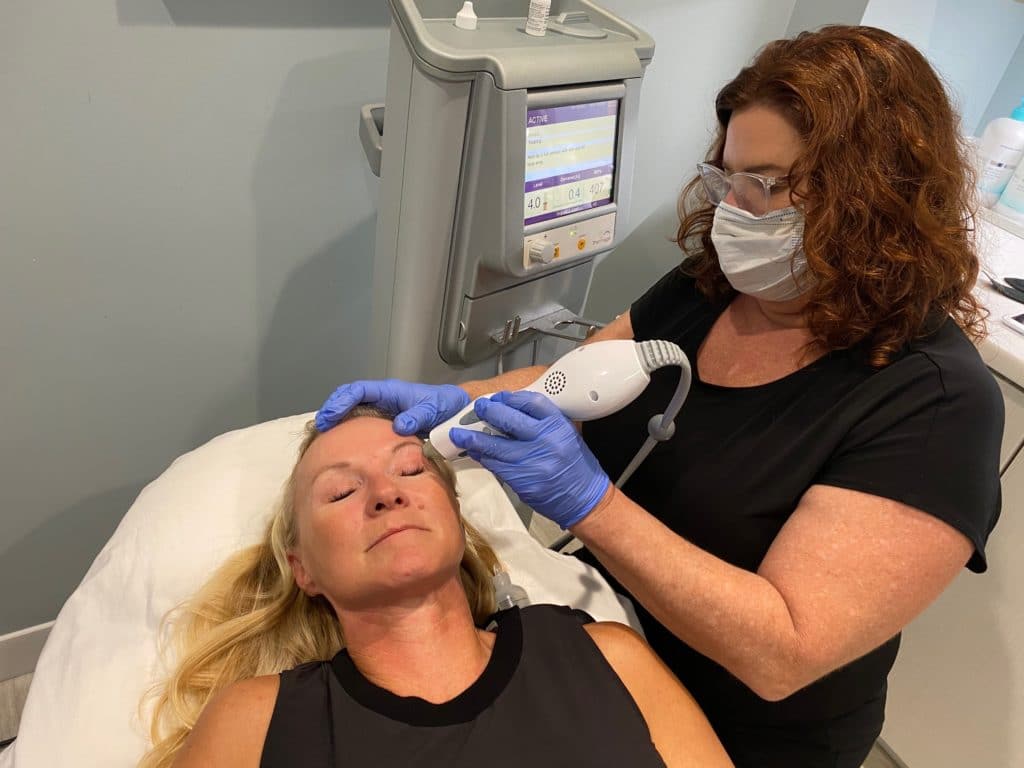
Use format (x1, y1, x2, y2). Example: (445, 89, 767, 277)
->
(979, 205, 1024, 241)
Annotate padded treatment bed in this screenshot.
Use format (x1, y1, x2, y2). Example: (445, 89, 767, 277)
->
(1, 414, 638, 767)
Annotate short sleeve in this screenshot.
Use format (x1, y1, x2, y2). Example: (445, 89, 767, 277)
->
(630, 267, 706, 342)
(817, 344, 1003, 572)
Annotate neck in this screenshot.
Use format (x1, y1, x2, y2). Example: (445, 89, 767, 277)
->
(732, 293, 826, 365)
(337, 578, 495, 704)
(747, 293, 810, 329)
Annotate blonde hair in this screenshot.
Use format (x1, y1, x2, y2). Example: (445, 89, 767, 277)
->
(140, 409, 500, 768)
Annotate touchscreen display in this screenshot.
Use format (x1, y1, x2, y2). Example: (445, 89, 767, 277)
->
(524, 100, 618, 226)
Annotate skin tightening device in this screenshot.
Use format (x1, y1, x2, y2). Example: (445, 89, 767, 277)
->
(364, 1, 654, 383)
(426, 339, 693, 491)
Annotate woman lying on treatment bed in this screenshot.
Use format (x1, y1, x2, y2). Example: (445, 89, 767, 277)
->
(140, 407, 732, 768)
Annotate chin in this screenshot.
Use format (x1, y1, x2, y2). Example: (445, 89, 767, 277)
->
(379, 551, 463, 596)
(391, 553, 456, 583)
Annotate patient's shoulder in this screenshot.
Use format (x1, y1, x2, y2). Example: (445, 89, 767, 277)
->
(172, 675, 279, 768)
(584, 620, 691, 703)
(583, 622, 734, 767)
(208, 674, 280, 716)
(583, 620, 647, 662)
(583, 622, 666, 697)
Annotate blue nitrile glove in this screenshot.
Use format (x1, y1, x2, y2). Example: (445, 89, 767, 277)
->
(315, 380, 470, 435)
(448, 391, 610, 528)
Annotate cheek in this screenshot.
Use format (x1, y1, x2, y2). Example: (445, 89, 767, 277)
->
(417, 489, 465, 558)
(303, 512, 362, 573)
(443, 512, 469, 564)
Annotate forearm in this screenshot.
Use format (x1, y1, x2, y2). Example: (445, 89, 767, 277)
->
(460, 310, 631, 399)
(460, 366, 545, 399)
(573, 488, 815, 701)
(462, 309, 630, 399)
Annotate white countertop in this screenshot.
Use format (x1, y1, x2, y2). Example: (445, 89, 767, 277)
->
(975, 209, 1024, 387)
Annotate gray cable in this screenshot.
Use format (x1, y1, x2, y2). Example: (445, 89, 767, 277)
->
(614, 340, 691, 486)
(548, 341, 692, 552)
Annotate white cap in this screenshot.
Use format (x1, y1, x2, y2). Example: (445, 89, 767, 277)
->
(455, 1, 477, 30)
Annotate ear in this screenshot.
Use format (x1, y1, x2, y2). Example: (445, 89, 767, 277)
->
(287, 550, 321, 597)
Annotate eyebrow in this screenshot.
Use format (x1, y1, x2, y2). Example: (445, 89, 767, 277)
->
(722, 162, 788, 176)
(312, 440, 423, 481)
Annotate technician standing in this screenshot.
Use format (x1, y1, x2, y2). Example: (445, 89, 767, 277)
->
(316, 26, 1003, 767)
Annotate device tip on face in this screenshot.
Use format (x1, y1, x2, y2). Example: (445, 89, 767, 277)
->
(421, 440, 444, 464)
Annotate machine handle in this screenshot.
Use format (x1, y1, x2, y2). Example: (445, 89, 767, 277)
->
(360, 103, 385, 177)
(490, 308, 606, 347)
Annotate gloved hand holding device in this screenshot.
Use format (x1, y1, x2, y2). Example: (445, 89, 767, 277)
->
(315, 380, 470, 434)
(449, 391, 611, 529)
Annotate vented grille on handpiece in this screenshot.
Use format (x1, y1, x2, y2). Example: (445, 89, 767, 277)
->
(638, 339, 686, 372)
(543, 370, 567, 396)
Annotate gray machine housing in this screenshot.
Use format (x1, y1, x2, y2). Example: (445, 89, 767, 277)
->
(364, 0, 654, 382)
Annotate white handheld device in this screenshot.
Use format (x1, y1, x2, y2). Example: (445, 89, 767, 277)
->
(425, 339, 685, 460)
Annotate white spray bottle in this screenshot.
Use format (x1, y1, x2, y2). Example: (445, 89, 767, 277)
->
(977, 98, 1024, 207)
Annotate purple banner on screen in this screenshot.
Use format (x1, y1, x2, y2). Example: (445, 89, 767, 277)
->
(525, 164, 614, 193)
(525, 198, 613, 226)
(527, 100, 618, 128)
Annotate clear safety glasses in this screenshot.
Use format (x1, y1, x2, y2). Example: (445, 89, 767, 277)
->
(697, 162, 790, 217)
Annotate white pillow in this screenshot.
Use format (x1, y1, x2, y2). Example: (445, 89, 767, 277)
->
(4, 414, 636, 768)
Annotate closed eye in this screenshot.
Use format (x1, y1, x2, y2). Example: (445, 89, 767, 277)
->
(329, 488, 355, 502)
(401, 467, 425, 477)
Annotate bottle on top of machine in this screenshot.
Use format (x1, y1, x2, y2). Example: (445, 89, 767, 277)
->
(525, 0, 551, 36)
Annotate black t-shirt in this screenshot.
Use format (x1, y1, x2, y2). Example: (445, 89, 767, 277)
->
(581, 267, 1003, 766)
(260, 604, 666, 767)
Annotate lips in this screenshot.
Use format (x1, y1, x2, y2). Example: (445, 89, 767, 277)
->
(367, 525, 423, 551)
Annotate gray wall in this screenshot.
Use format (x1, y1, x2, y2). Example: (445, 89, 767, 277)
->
(861, 0, 1024, 136)
(979, 32, 1024, 134)
(0, 0, 797, 635)
(0, 0, 389, 634)
(786, 0, 869, 37)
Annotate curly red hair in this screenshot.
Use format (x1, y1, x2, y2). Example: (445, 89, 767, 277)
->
(677, 25, 984, 367)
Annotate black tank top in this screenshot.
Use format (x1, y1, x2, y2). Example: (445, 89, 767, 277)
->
(260, 604, 666, 767)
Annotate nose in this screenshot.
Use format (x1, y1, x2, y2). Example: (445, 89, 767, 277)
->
(370, 477, 408, 515)
(374, 494, 406, 513)
(723, 187, 738, 207)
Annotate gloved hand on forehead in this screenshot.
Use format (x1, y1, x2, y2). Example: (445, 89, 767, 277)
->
(315, 380, 470, 435)
(448, 391, 610, 529)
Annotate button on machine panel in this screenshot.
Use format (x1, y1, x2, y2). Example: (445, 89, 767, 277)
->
(522, 211, 616, 270)
(529, 239, 555, 264)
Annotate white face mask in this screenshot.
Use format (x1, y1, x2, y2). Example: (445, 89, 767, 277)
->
(710, 201, 811, 302)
